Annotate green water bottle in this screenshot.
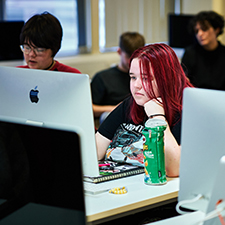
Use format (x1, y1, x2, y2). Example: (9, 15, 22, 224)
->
(142, 118, 167, 185)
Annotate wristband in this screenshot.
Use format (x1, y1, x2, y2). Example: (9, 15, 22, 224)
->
(149, 114, 166, 120)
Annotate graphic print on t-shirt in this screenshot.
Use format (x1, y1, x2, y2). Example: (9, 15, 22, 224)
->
(105, 123, 145, 166)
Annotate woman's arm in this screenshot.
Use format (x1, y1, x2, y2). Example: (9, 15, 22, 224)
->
(95, 131, 111, 160)
(163, 126, 180, 177)
(144, 99, 180, 177)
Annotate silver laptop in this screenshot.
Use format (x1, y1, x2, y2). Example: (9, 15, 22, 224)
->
(0, 66, 99, 177)
(179, 87, 225, 212)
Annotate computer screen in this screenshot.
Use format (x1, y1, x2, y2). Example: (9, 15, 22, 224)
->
(179, 87, 225, 212)
(0, 21, 24, 61)
(0, 120, 86, 224)
(0, 66, 99, 178)
(168, 14, 197, 48)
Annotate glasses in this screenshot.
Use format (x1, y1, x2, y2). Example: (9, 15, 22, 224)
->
(20, 44, 47, 56)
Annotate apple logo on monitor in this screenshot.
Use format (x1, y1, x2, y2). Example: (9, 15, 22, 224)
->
(30, 86, 39, 103)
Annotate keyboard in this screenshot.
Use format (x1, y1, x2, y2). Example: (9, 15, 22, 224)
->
(83, 182, 113, 195)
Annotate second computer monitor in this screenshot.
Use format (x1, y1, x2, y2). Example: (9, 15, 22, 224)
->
(179, 87, 225, 212)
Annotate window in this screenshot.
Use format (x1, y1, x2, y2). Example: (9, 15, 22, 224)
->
(2, 0, 177, 57)
(99, 0, 175, 52)
(4, 0, 79, 57)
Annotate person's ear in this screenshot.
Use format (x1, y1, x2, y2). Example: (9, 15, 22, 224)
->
(117, 47, 122, 55)
(215, 27, 220, 36)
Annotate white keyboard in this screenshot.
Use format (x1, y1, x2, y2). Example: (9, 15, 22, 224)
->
(83, 182, 113, 195)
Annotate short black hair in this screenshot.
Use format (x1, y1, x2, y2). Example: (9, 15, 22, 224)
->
(119, 32, 145, 57)
(20, 12, 62, 57)
(189, 11, 225, 36)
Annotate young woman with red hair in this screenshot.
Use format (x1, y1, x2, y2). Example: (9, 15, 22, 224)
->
(95, 43, 193, 177)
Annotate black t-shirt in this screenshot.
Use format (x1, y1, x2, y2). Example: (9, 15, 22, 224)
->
(181, 42, 225, 90)
(98, 96, 182, 145)
(91, 66, 130, 105)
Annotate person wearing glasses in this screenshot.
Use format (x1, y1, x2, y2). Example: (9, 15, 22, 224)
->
(18, 12, 81, 73)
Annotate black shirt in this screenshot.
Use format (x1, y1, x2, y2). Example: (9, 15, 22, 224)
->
(181, 42, 225, 91)
(98, 97, 182, 145)
(91, 66, 130, 105)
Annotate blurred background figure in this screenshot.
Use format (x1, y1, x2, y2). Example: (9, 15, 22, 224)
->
(181, 11, 225, 91)
(91, 32, 145, 125)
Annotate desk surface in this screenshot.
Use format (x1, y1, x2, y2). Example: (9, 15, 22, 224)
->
(85, 174, 179, 224)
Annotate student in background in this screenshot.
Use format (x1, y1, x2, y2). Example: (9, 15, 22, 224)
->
(95, 43, 193, 177)
(181, 11, 225, 90)
(91, 32, 145, 122)
(18, 12, 81, 73)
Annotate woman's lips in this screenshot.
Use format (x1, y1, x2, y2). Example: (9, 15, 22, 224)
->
(135, 92, 144, 96)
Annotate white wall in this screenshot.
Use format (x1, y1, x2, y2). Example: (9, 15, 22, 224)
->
(56, 52, 120, 79)
(181, 0, 213, 13)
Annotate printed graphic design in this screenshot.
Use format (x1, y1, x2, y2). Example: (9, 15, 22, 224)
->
(105, 123, 145, 166)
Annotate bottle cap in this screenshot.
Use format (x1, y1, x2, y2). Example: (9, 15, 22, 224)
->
(145, 118, 167, 128)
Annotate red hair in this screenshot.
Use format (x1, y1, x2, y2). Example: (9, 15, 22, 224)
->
(129, 43, 194, 127)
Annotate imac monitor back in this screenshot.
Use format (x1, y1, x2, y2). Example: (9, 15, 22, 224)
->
(0, 66, 99, 177)
(203, 155, 225, 225)
(179, 87, 225, 212)
(0, 120, 86, 224)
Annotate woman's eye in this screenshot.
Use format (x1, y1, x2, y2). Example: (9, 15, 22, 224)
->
(142, 76, 148, 81)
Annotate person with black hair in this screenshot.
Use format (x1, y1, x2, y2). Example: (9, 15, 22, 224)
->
(18, 12, 81, 73)
(181, 11, 225, 90)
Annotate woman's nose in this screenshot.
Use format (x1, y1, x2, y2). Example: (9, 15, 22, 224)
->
(134, 78, 142, 88)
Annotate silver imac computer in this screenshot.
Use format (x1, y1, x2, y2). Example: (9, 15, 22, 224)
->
(0, 66, 99, 178)
(203, 155, 225, 225)
(178, 87, 225, 213)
